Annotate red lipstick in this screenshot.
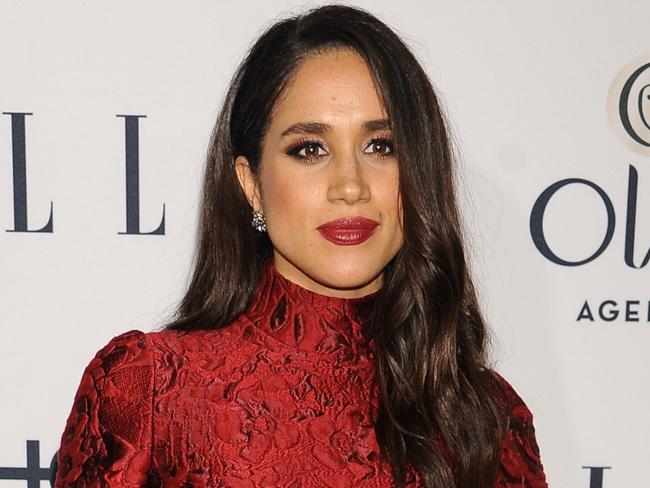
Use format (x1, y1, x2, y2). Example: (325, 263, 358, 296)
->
(316, 217, 379, 246)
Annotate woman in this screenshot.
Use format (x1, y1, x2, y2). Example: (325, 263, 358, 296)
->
(54, 4, 548, 487)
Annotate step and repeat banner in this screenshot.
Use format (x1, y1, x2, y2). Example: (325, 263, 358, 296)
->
(1, 1, 648, 486)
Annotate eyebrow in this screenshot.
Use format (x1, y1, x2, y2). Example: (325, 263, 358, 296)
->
(280, 118, 391, 138)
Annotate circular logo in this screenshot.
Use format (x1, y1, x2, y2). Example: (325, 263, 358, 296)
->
(607, 55, 650, 157)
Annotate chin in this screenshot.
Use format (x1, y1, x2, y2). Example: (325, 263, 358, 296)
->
(317, 258, 382, 288)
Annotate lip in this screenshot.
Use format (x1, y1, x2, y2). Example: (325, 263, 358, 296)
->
(316, 217, 379, 246)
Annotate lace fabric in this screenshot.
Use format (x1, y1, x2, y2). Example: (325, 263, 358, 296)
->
(54, 259, 548, 487)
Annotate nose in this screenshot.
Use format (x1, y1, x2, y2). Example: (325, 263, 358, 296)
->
(326, 152, 371, 204)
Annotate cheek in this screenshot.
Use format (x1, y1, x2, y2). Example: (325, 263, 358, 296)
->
(378, 172, 401, 215)
(378, 171, 403, 241)
(397, 194, 404, 232)
(261, 169, 321, 227)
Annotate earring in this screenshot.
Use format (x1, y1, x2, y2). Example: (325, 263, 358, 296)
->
(251, 210, 267, 233)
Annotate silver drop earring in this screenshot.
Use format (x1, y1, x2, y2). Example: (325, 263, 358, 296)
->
(251, 210, 267, 233)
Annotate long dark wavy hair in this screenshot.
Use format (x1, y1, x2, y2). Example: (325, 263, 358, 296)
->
(163, 4, 506, 487)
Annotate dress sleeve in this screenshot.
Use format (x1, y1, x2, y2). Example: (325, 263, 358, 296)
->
(490, 371, 549, 488)
(54, 329, 156, 487)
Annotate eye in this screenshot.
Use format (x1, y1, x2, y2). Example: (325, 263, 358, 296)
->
(364, 137, 394, 157)
(286, 139, 327, 162)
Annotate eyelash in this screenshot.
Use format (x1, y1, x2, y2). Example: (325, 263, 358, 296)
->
(286, 137, 395, 162)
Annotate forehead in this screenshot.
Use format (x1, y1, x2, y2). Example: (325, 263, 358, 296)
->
(269, 48, 387, 127)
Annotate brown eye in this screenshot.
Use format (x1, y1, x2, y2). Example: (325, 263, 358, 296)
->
(364, 137, 394, 157)
(286, 139, 327, 162)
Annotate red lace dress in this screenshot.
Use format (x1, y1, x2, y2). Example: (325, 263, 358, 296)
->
(55, 259, 549, 487)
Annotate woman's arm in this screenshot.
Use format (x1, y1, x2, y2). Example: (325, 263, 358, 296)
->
(54, 330, 155, 487)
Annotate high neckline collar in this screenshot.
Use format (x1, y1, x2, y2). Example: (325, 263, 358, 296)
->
(243, 258, 379, 355)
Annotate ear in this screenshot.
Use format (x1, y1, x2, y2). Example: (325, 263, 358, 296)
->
(235, 155, 262, 211)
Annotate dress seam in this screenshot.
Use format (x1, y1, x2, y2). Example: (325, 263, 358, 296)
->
(238, 312, 286, 349)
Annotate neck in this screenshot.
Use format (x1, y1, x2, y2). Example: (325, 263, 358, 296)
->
(243, 258, 379, 355)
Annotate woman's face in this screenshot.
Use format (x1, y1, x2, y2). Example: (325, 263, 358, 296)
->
(236, 48, 403, 298)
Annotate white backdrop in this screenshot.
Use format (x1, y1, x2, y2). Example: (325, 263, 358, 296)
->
(1, 1, 649, 487)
